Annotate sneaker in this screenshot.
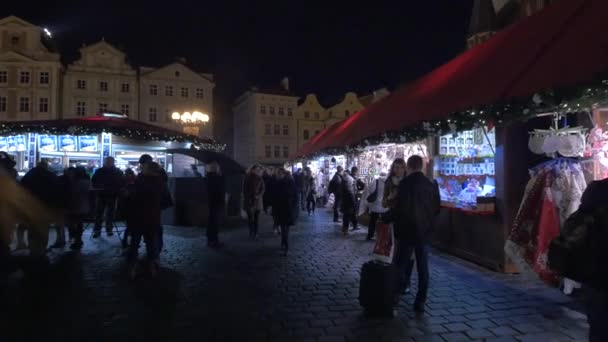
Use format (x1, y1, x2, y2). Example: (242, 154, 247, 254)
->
(93, 231, 101, 238)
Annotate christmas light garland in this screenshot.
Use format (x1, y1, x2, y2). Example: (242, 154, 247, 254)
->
(293, 78, 608, 162)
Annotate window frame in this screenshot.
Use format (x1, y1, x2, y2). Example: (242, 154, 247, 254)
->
(196, 88, 204, 99)
(149, 107, 158, 122)
(273, 124, 280, 135)
(303, 129, 310, 140)
(98, 103, 108, 113)
(265, 123, 271, 135)
(76, 101, 86, 117)
(181, 87, 189, 98)
(274, 145, 281, 158)
(165, 86, 173, 97)
(19, 71, 30, 85)
(0, 96, 7, 112)
(149, 84, 158, 96)
(0, 70, 7, 84)
(77, 79, 87, 90)
(121, 104, 130, 116)
(265, 145, 271, 158)
(121, 83, 130, 93)
(282, 124, 289, 136)
(38, 97, 49, 113)
(99, 81, 109, 92)
(19, 97, 30, 112)
(39, 71, 50, 85)
(283, 146, 289, 158)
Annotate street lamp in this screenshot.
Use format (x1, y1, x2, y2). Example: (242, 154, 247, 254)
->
(172, 111, 210, 136)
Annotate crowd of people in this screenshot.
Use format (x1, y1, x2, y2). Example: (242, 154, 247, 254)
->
(0, 153, 175, 280)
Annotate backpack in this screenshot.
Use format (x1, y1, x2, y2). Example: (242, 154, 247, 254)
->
(548, 205, 608, 288)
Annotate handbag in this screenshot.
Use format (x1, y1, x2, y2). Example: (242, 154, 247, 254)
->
(373, 222, 395, 264)
(366, 179, 379, 203)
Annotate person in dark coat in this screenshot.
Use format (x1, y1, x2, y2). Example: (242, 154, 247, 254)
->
(577, 178, 608, 342)
(91, 157, 125, 238)
(206, 161, 225, 248)
(139, 154, 171, 255)
(20, 160, 61, 255)
(329, 166, 344, 222)
(394, 155, 440, 314)
(273, 168, 296, 255)
(243, 164, 265, 240)
(127, 161, 164, 279)
(293, 168, 304, 211)
(262, 168, 273, 214)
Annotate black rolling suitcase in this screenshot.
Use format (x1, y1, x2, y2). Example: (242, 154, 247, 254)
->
(359, 260, 397, 317)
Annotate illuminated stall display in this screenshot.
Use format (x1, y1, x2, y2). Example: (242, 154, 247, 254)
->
(354, 143, 428, 184)
(434, 126, 496, 213)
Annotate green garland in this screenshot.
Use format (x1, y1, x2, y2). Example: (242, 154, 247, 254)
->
(0, 123, 226, 153)
(294, 78, 608, 161)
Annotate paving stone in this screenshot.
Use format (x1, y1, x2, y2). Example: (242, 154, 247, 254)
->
(443, 322, 470, 332)
(511, 323, 545, 334)
(516, 332, 573, 342)
(465, 328, 494, 339)
(466, 319, 497, 330)
(489, 326, 519, 336)
(440, 332, 473, 341)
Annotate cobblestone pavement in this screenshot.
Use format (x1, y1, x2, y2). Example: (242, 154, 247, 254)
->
(3, 209, 589, 342)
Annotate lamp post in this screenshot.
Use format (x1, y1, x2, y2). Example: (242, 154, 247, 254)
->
(171, 111, 210, 136)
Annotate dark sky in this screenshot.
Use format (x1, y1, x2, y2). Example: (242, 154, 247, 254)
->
(2, 1, 474, 141)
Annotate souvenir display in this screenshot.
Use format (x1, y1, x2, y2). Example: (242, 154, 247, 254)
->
(354, 143, 427, 185)
(434, 126, 496, 212)
(59, 135, 77, 151)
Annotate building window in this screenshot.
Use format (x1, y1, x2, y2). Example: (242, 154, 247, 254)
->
(265, 145, 271, 158)
(0, 97, 7, 112)
(274, 124, 280, 135)
(76, 102, 86, 117)
(98, 103, 108, 113)
(283, 124, 289, 136)
(165, 86, 173, 96)
(175, 71, 180, 77)
(149, 107, 158, 122)
(99, 81, 108, 92)
(304, 111, 310, 118)
(260, 105, 266, 114)
(287, 107, 292, 116)
(269, 106, 275, 115)
(314, 112, 320, 120)
(265, 124, 271, 135)
(77, 80, 86, 89)
(0, 71, 7, 84)
(39, 72, 49, 85)
(121, 83, 130, 93)
(278, 107, 284, 116)
(19, 71, 30, 84)
(196, 88, 204, 99)
(181, 87, 188, 98)
(121, 104, 130, 116)
(11, 36, 19, 46)
(303, 129, 310, 140)
(38, 97, 49, 113)
(19, 97, 29, 112)
(274, 146, 280, 158)
(345, 110, 350, 117)
(283, 146, 289, 158)
(149, 84, 158, 96)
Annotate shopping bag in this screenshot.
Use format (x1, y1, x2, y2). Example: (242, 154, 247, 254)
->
(373, 222, 395, 264)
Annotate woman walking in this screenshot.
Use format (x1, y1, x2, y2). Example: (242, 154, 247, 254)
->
(303, 168, 316, 215)
(243, 164, 265, 240)
(67, 167, 91, 250)
(360, 171, 389, 241)
(273, 168, 296, 255)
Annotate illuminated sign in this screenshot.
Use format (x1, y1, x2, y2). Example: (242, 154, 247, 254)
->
(58, 135, 77, 151)
(38, 134, 58, 152)
(100, 111, 128, 119)
(78, 136, 98, 152)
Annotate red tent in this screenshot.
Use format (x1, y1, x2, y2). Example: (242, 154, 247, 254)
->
(0, 117, 218, 146)
(305, 0, 608, 154)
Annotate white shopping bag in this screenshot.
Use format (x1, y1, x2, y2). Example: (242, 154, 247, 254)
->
(373, 222, 395, 264)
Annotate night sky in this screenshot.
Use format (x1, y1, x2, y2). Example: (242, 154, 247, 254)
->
(2, 1, 474, 142)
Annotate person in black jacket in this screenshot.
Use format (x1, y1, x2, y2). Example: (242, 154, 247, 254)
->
(329, 166, 344, 222)
(20, 160, 60, 255)
(273, 168, 296, 255)
(206, 161, 225, 248)
(91, 157, 125, 238)
(577, 178, 608, 342)
(394, 155, 440, 314)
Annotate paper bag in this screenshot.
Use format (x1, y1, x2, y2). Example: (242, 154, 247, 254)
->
(373, 222, 395, 264)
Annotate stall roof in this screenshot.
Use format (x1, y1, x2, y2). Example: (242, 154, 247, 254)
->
(0, 117, 222, 148)
(293, 120, 343, 158)
(316, 0, 608, 150)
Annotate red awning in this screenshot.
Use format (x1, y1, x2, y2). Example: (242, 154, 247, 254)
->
(0, 117, 217, 145)
(293, 121, 340, 158)
(324, 0, 608, 149)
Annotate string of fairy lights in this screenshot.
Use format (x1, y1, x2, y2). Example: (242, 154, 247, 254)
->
(293, 78, 608, 162)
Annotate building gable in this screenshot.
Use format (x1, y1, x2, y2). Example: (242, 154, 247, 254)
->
(0, 50, 37, 63)
(140, 62, 214, 86)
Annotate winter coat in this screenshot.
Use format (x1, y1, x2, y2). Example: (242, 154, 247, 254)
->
(69, 178, 92, 217)
(20, 166, 60, 209)
(302, 175, 316, 200)
(273, 176, 297, 226)
(91, 166, 125, 198)
(340, 173, 357, 212)
(382, 175, 404, 210)
(243, 173, 265, 211)
(207, 172, 225, 209)
(359, 177, 388, 216)
(394, 172, 440, 243)
(129, 169, 164, 231)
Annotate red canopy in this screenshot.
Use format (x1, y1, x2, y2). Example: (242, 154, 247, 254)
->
(0, 117, 218, 146)
(293, 121, 340, 158)
(305, 0, 608, 154)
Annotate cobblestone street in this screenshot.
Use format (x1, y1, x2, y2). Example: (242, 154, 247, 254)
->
(4, 209, 589, 342)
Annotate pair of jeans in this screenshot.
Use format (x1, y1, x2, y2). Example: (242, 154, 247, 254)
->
(94, 196, 116, 233)
(367, 212, 380, 239)
(207, 205, 221, 243)
(586, 285, 608, 342)
(306, 196, 316, 214)
(128, 227, 160, 262)
(280, 225, 290, 251)
(333, 196, 341, 221)
(247, 209, 260, 237)
(342, 207, 357, 232)
(394, 240, 428, 305)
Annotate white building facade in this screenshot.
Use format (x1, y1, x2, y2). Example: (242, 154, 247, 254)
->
(0, 16, 62, 121)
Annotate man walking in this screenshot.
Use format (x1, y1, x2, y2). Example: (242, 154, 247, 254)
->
(329, 166, 344, 222)
(92, 157, 124, 238)
(394, 155, 440, 314)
